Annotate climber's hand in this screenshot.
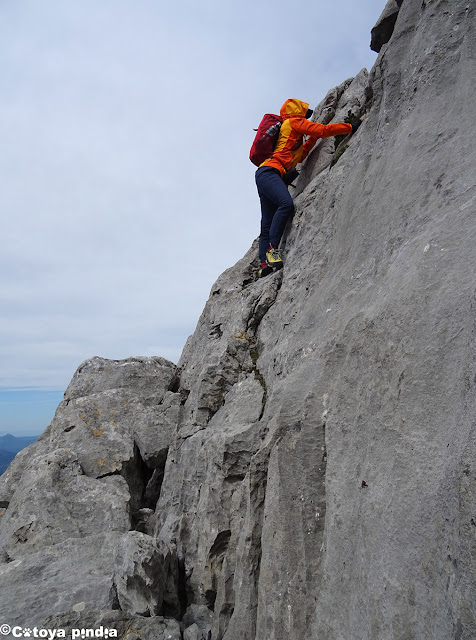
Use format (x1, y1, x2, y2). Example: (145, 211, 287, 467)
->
(345, 111, 365, 134)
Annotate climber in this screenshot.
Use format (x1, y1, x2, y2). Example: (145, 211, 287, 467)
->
(255, 98, 362, 277)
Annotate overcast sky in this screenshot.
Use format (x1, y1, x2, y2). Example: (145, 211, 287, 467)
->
(0, 0, 385, 435)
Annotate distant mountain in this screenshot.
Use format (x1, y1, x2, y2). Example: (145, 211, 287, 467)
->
(0, 434, 39, 475)
(0, 449, 16, 475)
(0, 433, 39, 454)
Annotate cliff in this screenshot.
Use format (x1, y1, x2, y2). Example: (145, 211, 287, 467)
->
(1, 1, 475, 638)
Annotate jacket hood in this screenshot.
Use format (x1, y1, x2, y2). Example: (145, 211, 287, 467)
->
(280, 98, 310, 119)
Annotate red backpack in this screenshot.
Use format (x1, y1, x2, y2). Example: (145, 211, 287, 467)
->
(249, 114, 283, 166)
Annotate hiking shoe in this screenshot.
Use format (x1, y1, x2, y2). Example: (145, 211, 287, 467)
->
(266, 247, 283, 269)
(259, 262, 273, 278)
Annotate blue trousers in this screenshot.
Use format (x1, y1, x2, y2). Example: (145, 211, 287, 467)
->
(255, 166, 294, 263)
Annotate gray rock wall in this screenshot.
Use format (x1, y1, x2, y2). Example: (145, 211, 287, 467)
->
(1, 1, 475, 638)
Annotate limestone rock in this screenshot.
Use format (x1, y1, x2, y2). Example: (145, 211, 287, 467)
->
(0, 355, 181, 633)
(2, 1, 476, 639)
(370, 0, 403, 52)
(0, 448, 130, 561)
(114, 531, 169, 616)
(182, 604, 213, 639)
(159, 1, 476, 638)
(112, 530, 183, 620)
(0, 534, 122, 627)
(43, 610, 182, 640)
(0, 356, 179, 509)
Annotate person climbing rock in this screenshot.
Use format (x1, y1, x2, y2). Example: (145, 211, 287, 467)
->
(255, 98, 362, 277)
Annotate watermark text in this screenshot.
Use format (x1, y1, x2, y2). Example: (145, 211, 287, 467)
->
(0, 625, 118, 638)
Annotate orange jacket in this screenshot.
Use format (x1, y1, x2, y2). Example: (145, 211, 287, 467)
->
(260, 98, 352, 177)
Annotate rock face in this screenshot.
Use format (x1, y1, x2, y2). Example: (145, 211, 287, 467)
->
(1, 1, 476, 638)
